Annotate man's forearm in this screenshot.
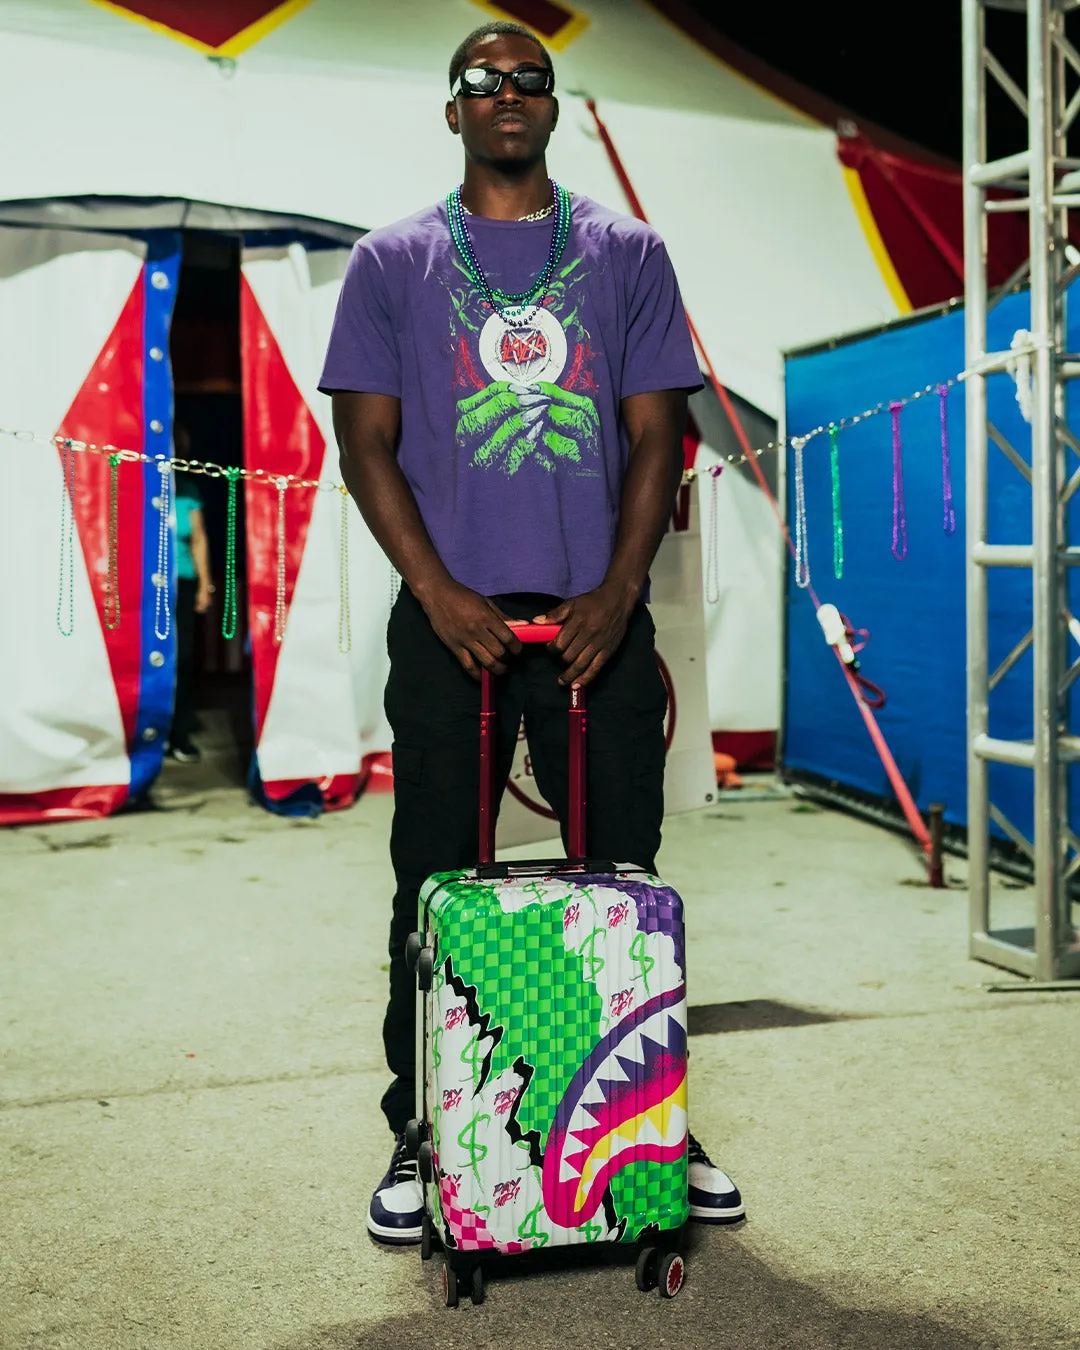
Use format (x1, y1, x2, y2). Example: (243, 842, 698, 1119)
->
(602, 432, 684, 604)
(337, 437, 451, 607)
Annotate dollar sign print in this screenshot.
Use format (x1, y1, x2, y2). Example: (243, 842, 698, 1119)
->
(460, 1032, 484, 1083)
(578, 925, 606, 983)
(629, 931, 656, 994)
(575, 1217, 604, 1243)
(517, 1196, 550, 1249)
(458, 1111, 492, 1188)
(523, 880, 549, 907)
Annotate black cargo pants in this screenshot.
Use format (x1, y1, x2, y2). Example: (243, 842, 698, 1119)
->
(380, 584, 668, 1134)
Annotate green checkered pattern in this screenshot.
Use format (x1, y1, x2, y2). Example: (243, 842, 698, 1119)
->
(422, 871, 688, 1241)
(426, 875, 600, 1139)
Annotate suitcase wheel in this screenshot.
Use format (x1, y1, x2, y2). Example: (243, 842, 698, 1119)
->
(441, 1260, 459, 1309)
(404, 1118, 428, 1158)
(417, 1139, 434, 1185)
(420, 1212, 435, 1262)
(416, 946, 435, 992)
(658, 1251, 686, 1299)
(635, 1246, 660, 1292)
(470, 1265, 485, 1306)
(404, 931, 423, 971)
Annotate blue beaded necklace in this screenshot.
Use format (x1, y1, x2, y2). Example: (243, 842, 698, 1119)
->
(446, 179, 572, 326)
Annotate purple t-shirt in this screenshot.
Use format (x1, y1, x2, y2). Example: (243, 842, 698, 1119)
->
(319, 194, 702, 598)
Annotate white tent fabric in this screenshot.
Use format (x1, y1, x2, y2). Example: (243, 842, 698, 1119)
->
(695, 452, 784, 733)
(0, 229, 145, 804)
(0, 0, 902, 417)
(0, 0, 904, 819)
(240, 243, 393, 802)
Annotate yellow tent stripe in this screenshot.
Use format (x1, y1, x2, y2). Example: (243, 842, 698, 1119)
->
(85, 0, 313, 57)
(217, 0, 315, 58)
(842, 164, 913, 314)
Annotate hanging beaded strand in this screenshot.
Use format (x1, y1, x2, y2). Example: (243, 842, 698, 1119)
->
(274, 476, 288, 645)
(447, 180, 571, 323)
(338, 485, 352, 655)
(103, 453, 121, 630)
(221, 466, 240, 640)
(56, 437, 76, 636)
(829, 425, 844, 580)
(793, 436, 811, 589)
(889, 401, 907, 561)
(938, 384, 956, 535)
(153, 458, 172, 641)
(705, 464, 723, 604)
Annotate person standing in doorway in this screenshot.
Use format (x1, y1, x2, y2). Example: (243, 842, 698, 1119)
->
(320, 20, 744, 1244)
(167, 428, 214, 763)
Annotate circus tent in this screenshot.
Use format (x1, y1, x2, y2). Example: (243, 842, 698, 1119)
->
(0, 0, 979, 823)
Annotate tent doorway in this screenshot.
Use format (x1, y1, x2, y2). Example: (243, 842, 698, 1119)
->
(168, 231, 252, 784)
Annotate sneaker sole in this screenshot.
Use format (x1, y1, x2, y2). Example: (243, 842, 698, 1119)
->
(366, 1215, 423, 1245)
(689, 1201, 746, 1224)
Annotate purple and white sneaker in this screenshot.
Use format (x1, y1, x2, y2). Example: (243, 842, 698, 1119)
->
(367, 1133, 423, 1245)
(687, 1132, 745, 1223)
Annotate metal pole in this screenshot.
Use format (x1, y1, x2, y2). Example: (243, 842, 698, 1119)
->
(1051, 5, 1074, 974)
(963, 0, 1080, 983)
(1028, 0, 1062, 981)
(963, 0, 991, 954)
(928, 802, 946, 888)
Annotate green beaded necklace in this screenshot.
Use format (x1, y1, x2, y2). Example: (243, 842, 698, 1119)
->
(446, 180, 572, 324)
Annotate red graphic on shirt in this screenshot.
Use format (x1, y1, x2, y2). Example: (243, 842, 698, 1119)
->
(455, 335, 487, 392)
(499, 328, 549, 368)
(563, 342, 599, 395)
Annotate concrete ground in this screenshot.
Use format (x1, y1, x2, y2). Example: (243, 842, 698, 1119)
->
(2, 752, 1078, 1350)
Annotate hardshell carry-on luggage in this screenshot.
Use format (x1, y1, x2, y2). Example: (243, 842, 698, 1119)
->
(405, 622, 689, 1306)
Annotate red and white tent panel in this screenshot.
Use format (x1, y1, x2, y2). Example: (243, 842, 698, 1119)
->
(0, 226, 180, 823)
(239, 243, 393, 812)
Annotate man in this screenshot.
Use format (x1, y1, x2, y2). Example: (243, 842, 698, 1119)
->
(320, 20, 743, 1245)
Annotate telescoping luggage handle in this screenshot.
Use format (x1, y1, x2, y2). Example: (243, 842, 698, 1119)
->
(478, 620, 596, 873)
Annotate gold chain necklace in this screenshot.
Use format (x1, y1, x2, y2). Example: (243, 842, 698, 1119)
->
(461, 202, 555, 222)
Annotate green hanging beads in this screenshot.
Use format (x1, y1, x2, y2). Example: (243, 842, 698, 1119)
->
(338, 486, 352, 655)
(221, 466, 240, 640)
(829, 425, 844, 580)
(103, 453, 121, 630)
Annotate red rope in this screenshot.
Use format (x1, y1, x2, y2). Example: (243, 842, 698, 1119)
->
(584, 98, 932, 855)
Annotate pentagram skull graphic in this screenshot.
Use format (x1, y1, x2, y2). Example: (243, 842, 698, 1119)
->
(478, 309, 567, 387)
(448, 256, 601, 477)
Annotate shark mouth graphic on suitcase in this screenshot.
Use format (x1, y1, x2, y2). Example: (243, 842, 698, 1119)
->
(542, 984, 688, 1227)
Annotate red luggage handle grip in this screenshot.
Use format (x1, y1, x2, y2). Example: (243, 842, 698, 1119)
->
(506, 620, 562, 645)
(479, 623, 586, 866)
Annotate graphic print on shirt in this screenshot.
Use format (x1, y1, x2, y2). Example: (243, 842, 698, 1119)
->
(447, 256, 602, 476)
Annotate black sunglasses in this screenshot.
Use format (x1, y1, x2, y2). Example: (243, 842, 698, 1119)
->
(456, 65, 555, 98)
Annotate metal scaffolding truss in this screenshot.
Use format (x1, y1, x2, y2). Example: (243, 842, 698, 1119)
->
(964, 0, 1080, 979)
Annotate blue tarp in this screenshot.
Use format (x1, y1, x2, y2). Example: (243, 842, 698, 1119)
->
(783, 288, 1078, 840)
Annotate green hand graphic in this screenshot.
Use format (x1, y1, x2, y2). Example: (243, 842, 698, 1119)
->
(456, 382, 599, 475)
